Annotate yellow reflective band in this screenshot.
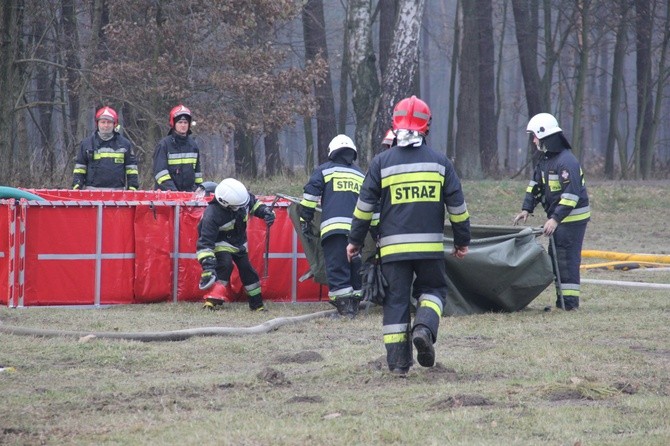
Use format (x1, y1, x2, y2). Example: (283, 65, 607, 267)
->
(380, 242, 444, 257)
(562, 211, 591, 223)
(353, 208, 373, 220)
(558, 198, 577, 207)
(300, 199, 318, 209)
(420, 299, 442, 317)
(251, 202, 261, 213)
(93, 153, 124, 160)
(549, 180, 561, 192)
(214, 246, 240, 254)
(382, 171, 444, 187)
(383, 333, 408, 344)
(390, 181, 441, 204)
(321, 222, 352, 234)
(449, 210, 470, 223)
(195, 178, 203, 184)
(73, 168, 86, 174)
(157, 174, 172, 184)
(562, 289, 580, 297)
(167, 158, 198, 165)
(126, 168, 139, 175)
(196, 251, 215, 261)
(526, 185, 534, 193)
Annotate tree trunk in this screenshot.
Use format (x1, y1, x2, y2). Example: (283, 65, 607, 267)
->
(605, 2, 628, 179)
(338, 16, 349, 134)
(61, 0, 80, 150)
(511, 0, 545, 117)
(372, 0, 426, 159)
(264, 131, 283, 176)
(634, 0, 654, 178)
(570, 0, 591, 162)
(378, 0, 398, 78)
(0, 0, 23, 184)
(347, 0, 381, 165)
(302, 0, 336, 164)
(234, 129, 257, 177)
(446, 0, 461, 162)
(476, 0, 498, 176)
(456, 0, 483, 179)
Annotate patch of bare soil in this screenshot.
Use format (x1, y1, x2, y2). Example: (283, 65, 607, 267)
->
(285, 395, 324, 404)
(430, 394, 494, 409)
(257, 367, 291, 386)
(274, 350, 323, 364)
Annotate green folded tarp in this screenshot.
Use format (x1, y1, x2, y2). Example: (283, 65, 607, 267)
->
(285, 198, 554, 316)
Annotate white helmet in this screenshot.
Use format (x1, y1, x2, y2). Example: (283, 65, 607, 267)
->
(214, 178, 250, 209)
(328, 134, 356, 157)
(526, 113, 562, 139)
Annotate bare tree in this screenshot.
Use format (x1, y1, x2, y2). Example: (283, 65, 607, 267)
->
(634, 0, 654, 178)
(302, 0, 337, 164)
(456, 0, 483, 178)
(347, 0, 380, 165)
(372, 0, 426, 160)
(477, 0, 498, 176)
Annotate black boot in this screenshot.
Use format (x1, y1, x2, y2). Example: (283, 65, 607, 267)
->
(249, 294, 266, 312)
(412, 325, 435, 367)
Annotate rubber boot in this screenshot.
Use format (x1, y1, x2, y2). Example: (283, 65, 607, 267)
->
(329, 297, 349, 316)
(345, 294, 361, 319)
(412, 325, 435, 367)
(203, 282, 229, 310)
(248, 294, 266, 312)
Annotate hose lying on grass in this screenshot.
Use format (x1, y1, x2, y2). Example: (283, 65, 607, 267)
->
(0, 308, 339, 342)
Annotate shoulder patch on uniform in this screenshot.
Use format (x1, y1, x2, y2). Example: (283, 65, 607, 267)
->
(560, 169, 570, 181)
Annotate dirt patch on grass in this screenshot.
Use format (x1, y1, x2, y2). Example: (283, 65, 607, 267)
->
(431, 394, 494, 409)
(275, 350, 323, 364)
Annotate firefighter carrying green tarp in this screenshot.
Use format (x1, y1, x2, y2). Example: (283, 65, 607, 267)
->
(347, 96, 471, 375)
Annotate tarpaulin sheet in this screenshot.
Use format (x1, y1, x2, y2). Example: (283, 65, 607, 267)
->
(286, 199, 554, 315)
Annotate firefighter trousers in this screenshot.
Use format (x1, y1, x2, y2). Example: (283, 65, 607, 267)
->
(380, 259, 448, 371)
(550, 221, 587, 310)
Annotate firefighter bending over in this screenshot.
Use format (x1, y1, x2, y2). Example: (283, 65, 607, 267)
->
(197, 178, 275, 311)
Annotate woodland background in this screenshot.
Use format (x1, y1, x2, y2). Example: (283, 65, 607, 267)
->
(1, 0, 669, 189)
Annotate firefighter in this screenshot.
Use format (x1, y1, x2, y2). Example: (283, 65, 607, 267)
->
(346, 96, 471, 375)
(514, 112, 590, 311)
(196, 178, 275, 311)
(299, 134, 365, 318)
(72, 106, 139, 190)
(153, 105, 203, 191)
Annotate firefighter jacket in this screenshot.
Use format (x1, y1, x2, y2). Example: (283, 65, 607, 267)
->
(196, 194, 270, 263)
(72, 132, 139, 189)
(522, 147, 590, 224)
(153, 133, 203, 191)
(299, 157, 365, 240)
(349, 142, 471, 262)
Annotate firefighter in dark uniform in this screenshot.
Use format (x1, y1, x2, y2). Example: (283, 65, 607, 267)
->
(72, 106, 139, 190)
(299, 134, 365, 318)
(153, 104, 203, 191)
(346, 96, 471, 375)
(514, 112, 590, 311)
(196, 178, 275, 311)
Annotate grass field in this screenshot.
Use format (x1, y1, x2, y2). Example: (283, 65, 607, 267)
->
(1, 179, 669, 446)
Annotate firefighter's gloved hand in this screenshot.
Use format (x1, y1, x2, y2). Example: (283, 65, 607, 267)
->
(199, 257, 217, 290)
(263, 209, 275, 227)
(360, 261, 385, 305)
(199, 271, 216, 290)
(300, 220, 314, 237)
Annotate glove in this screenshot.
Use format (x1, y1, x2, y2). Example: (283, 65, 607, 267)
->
(263, 209, 275, 227)
(359, 261, 387, 305)
(300, 220, 314, 237)
(199, 257, 217, 290)
(199, 271, 216, 290)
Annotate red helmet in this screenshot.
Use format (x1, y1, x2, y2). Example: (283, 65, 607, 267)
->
(169, 104, 192, 128)
(95, 106, 118, 126)
(392, 96, 431, 134)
